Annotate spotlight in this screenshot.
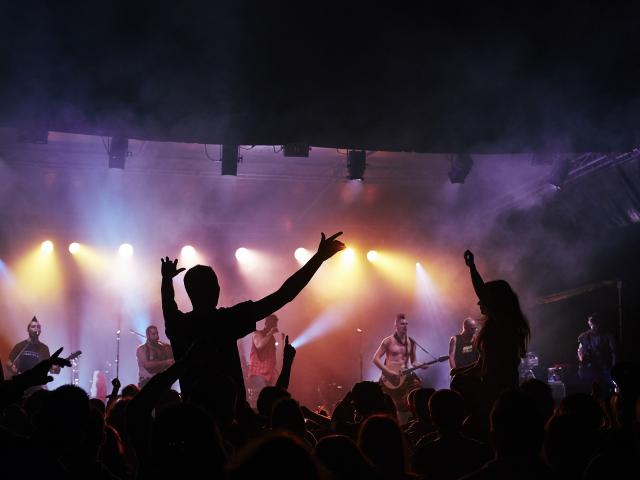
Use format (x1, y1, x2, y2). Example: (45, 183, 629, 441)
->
(347, 150, 366, 180)
(283, 144, 310, 157)
(294, 247, 311, 263)
(118, 243, 134, 257)
(181, 245, 196, 260)
(109, 136, 129, 169)
(68, 242, 81, 254)
(367, 250, 378, 262)
(235, 247, 250, 262)
(41, 240, 54, 253)
(448, 154, 474, 184)
(221, 144, 239, 175)
(342, 248, 356, 264)
(547, 155, 571, 189)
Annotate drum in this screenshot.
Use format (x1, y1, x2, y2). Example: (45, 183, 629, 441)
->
(519, 352, 539, 380)
(524, 352, 539, 368)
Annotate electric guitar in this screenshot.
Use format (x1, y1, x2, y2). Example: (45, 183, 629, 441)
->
(8, 350, 82, 375)
(380, 355, 449, 390)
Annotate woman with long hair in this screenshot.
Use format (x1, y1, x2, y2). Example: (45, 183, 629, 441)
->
(451, 250, 531, 438)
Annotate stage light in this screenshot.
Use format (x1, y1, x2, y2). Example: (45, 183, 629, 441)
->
(221, 144, 239, 175)
(283, 144, 310, 157)
(181, 245, 196, 260)
(109, 136, 129, 169)
(347, 150, 366, 180)
(448, 153, 474, 184)
(294, 247, 311, 263)
(342, 247, 356, 264)
(367, 250, 378, 262)
(68, 242, 81, 254)
(41, 240, 54, 253)
(118, 243, 134, 257)
(235, 247, 250, 262)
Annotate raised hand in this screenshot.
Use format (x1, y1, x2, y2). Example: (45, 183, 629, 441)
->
(283, 335, 296, 364)
(161, 257, 186, 278)
(316, 231, 346, 261)
(111, 377, 121, 390)
(464, 250, 475, 267)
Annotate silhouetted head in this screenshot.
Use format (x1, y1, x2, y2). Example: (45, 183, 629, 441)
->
(121, 384, 140, 398)
(429, 389, 465, 434)
(480, 280, 518, 317)
(184, 265, 220, 309)
(152, 403, 226, 478)
(227, 432, 319, 480)
(358, 414, 406, 477)
(256, 385, 291, 418)
(271, 397, 306, 438)
(351, 381, 386, 419)
(520, 378, 555, 424)
(34, 385, 91, 454)
(315, 435, 377, 479)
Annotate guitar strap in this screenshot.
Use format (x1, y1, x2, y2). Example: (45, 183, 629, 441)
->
(393, 334, 415, 368)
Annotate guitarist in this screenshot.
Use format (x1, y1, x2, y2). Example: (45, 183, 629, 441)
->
(5, 316, 60, 390)
(577, 313, 617, 392)
(373, 313, 427, 413)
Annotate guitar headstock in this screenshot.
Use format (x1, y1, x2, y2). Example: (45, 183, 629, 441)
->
(66, 350, 82, 361)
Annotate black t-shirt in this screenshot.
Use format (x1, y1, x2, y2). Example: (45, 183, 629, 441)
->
(163, 300, 258, 403)
(454, 333, 479, 369)
(8, 340, 50, 374)
(578, 330, 616, 370)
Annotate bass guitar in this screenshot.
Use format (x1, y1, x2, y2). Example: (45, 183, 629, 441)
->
(380, 355, 449, 390)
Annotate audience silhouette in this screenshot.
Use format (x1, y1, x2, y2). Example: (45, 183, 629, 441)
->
(2, 240, 639, 480)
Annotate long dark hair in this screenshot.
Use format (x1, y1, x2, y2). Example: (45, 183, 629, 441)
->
(476, 280, 530, 359)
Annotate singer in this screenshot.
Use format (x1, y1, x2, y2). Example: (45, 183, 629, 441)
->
(247, 314, 280, 399)
(136, 325, 174, 388)
(5, 316, 56, 379)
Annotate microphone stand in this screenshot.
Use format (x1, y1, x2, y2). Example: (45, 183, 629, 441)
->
(357, 328, 363, 382)
(115, 330, 121, 379)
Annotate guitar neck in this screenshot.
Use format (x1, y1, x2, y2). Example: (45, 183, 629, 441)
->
(404, 356, 449, 373)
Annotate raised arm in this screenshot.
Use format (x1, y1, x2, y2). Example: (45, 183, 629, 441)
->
(252, 232, 345, 319)
(464, 250, 485, 301)
(275, 335, 296, 390)
(161, 257, 185, 327)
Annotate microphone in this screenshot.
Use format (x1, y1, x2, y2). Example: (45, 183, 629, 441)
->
(437, 355, 450, 362)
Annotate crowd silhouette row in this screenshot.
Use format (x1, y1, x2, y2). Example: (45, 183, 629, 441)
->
(1, 232, 638, 480)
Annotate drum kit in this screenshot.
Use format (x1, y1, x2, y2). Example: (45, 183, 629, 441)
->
(519, 352, 573, 386)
